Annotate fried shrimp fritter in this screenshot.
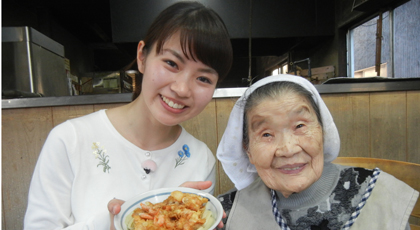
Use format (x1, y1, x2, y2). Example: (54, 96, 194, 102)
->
(129, 191, 210, 230)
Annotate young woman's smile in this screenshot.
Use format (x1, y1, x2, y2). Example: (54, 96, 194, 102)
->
(160, 95, 186, 112)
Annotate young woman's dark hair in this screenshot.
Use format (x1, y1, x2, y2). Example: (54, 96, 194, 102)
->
(132, 1, 233, 100)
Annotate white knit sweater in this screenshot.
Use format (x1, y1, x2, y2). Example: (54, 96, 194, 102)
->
(24, 110, 216, 230)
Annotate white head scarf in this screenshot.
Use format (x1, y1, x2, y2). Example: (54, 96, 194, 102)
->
(216, 74, 340, 190)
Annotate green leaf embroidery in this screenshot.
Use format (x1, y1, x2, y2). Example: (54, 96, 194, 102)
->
(92, 142, 111, 173)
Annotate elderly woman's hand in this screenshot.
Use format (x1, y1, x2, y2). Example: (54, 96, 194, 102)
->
(108, 198, 125, 230)
(180, 181, 226, 229)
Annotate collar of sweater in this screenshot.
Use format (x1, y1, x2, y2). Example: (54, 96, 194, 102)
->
(275, 162, 340, 209)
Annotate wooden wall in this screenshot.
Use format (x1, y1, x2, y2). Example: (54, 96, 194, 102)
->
(2, 90, 420, 230)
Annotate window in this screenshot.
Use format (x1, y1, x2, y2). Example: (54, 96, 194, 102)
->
(348, 0, 420, 78)
(271, 63, 288, 76)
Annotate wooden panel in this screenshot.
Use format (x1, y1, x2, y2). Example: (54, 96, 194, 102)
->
(370, 91, 407, 160)
(180, 100, 219, 194)
(321, 93, 370, 157)
(181, 100, 218, 154)
(407, 91, 420, 164)
(52, 105, 94, 127)
(51, 103, 125, 127)
(215, 98, 238, 195)
(410, 222, 420, 230)
(1, 107, 53, 230)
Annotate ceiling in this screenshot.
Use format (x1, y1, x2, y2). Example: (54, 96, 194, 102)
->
(2, 0, 333, 79)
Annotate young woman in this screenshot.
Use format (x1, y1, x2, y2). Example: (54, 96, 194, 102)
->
(24, 2, 232, 229)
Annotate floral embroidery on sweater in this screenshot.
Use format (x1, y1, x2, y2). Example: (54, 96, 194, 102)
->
(175, 144, 190, 168)
(92, 142, 111, 173)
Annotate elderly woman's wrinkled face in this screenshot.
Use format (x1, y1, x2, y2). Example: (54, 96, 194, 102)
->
(246, 92, 324, 198)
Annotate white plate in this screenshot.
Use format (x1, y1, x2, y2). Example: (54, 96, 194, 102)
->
(114, 187, 223, 230)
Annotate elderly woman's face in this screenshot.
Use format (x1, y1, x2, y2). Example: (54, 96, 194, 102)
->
(246, 92, 324, 198)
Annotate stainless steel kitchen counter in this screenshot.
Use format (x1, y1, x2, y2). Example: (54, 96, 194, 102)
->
(3, 80, 420, 109)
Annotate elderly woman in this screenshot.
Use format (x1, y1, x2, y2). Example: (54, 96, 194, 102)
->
(217, 75, 418, 230)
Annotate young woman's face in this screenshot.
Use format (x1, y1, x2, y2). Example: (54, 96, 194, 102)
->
(246, 92, 324, 198)
(137, 32, 218, 126)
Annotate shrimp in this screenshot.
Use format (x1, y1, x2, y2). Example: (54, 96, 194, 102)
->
(139, 213, 154, 220)
(154, 214, 165, 226)
(141, 202, 159, 215)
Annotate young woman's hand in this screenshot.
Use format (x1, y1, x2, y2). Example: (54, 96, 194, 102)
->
(108, 198, 125, 230)
(179, 181, 226, 229)
(179, 180, 213, 190)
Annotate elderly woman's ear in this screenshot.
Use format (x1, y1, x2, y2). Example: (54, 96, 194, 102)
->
(242, 142, 256, 165)
(243, 144, 252, 158)
(246, 150, 253, 162)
